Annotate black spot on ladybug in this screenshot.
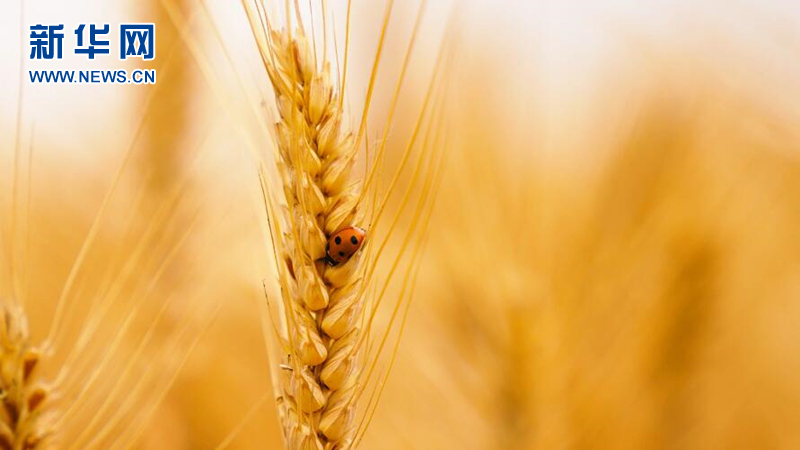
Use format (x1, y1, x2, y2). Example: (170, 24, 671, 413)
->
(335, 236, 342, 245)
(338, 251, 345, 257)
(351, 236, 358, 245)
(326, 242, 329, 251)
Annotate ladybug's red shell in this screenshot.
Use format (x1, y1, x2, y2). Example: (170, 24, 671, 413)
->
(326, 226, 366, 265)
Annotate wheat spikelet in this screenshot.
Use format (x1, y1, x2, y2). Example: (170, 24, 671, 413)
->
(264, 27, 363, 449)
(0, 305, 49, 450)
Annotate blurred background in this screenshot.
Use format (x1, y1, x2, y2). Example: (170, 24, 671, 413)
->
(1, 0, 799, 448)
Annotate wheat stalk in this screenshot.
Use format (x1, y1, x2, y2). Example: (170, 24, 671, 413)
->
(263, 27, 364, 449)
(0, 305, 49, 450)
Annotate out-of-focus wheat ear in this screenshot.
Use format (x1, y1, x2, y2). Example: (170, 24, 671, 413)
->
(0, 305, 51, 450)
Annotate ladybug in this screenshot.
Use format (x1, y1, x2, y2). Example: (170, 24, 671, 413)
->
(325, 226, 366, 265)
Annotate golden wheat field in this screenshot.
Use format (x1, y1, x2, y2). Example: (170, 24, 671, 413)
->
(1, 0, 799, 449)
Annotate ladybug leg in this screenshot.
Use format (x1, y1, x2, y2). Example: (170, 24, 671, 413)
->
(322, 241, 336, 266)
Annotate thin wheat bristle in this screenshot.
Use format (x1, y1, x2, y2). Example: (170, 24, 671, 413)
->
(267, 28, 364, 449)
(0, 305, 49, 450)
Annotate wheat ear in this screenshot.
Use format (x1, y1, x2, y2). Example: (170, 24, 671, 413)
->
(0, 305, 48, 450)
(265, 28, 364, 450)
